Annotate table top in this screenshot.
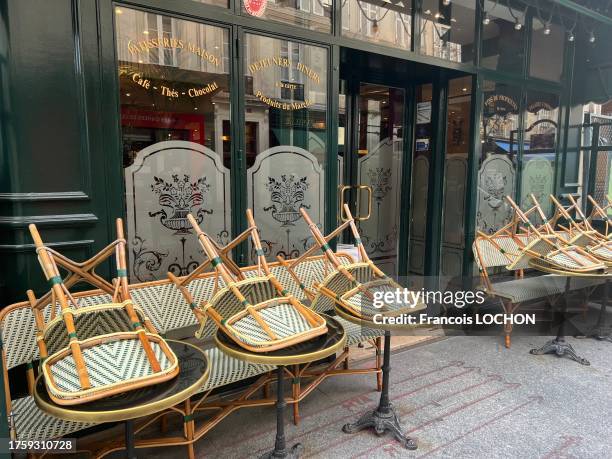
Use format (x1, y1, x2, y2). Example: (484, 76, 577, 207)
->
(528, 259, 611, 277)
(34, 340, 209, 423)
(335, 301, 428, 331)
(214, 314, 346, 365)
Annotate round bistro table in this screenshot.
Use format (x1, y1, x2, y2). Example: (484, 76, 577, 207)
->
(334, 302, 426, 451)
(34, 340, 209, 459)
(214, 314, 346, 459)
(528, 260, 611, 365)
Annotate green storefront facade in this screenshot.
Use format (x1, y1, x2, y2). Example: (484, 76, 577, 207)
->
(1, 0, 611, 307)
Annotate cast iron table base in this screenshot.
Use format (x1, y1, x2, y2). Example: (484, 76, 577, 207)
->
(342, 331, 417, 450)
(260, 365, 304, 459)
(530, 277, 590, 365)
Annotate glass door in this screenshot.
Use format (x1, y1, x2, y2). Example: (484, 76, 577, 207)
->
(340, 82, 406, 275)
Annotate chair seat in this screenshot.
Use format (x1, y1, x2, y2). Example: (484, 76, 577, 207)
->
(228, 301, 320, 348)
(335, 316, 385, 346)
(589, 243, 612, 260)
(200, 347, 274, 391)
(45, 334, 176, 401)
(341, 282, 415, 319)
(12, 395, 95, 441)
(486, 274, 597, 303)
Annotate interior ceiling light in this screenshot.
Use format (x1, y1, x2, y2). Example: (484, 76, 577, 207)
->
(442, 0, 451, 5)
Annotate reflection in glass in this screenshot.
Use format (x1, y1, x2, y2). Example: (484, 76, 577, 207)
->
(244, 34, 328, 260)
(342, 0, 411, 50)
(242, 0, 331, 33)
(441, 77, 472, 279)
(419, 0, 476, 63)
(480, 0, 526, 74)
(116, 8, 232, 281)
(520, 91, 559, 215)
(476, 80, 520, 234)
(530, 21, 563, 81)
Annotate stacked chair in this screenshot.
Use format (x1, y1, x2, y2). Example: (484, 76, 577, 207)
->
(587, 195, 612, 238)
(505, 195, 605, 275)
(292, 204, 418, 321)
(27, 219, 179, 405)
(549, 195, 612, 265)
(178, 211, 328, 352)
(472, 194, 605, 348)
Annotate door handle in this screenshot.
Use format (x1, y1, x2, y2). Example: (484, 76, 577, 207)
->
(339, 185, 352, 222)
(355, 185, 372, 221)
(339, 185, 372, 221)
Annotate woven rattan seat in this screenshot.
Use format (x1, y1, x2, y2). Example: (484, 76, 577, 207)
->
(486, 276, 568, 303)
(42, 302, 150, 355)
(200, 347, 273, 391)
(11, 395, 95, 441)
(45, 333, 176, 400)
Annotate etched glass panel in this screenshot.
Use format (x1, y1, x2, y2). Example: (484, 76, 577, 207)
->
(520, 91, 559, 217)
(125, 142, 231, 282)
(476, 80, 520, 234)
(356, 84, 404, 275)
(245, 34, 328, 260)
(116, 9, 231, 280)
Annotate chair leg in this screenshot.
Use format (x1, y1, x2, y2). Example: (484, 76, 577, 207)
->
(375, 337, 382, 391)
(343, 345, 349, 370)
(263, 372, 271, 398)
(292, 365, 300, 425)
(184, 399, 195, 459)
(160, 413, 168, 433)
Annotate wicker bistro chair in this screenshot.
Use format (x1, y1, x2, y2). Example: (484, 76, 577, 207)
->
(27, 220, 179, 405)
(549, 195, 612, 264)
(472, 226, 570, 348)
(587, 195, 612, 239)
(298, 204, 423, 321)
(184, 211, 328, 353)
(505, 196, 606, 275)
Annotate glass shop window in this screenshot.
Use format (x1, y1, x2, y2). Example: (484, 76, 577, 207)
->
(342, 0, 412, 50)
(419, 0, 476, 64)
(115, 8, 232, 281)
(529, 21, 564, 82)
(480, 0, 526, 75)
(241, 0, 332, 33)
(476, 80, 521, 234)
(520, 91, 560, 216)
(440, 77, 472, 279)
(244, 34, 328, 261)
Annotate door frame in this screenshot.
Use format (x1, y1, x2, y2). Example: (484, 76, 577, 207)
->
(340, 67, 416, 278)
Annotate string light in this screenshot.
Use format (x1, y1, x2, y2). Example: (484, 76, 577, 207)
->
(589, 30, 596, 43)
(481, 0, 497, 26)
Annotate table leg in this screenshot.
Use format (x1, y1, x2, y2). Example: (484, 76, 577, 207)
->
(530, 277, 590, 365)
(342, 331, 417, 450)
(125, 419, 137, 459)
(580, 279, 612, 342)
(260, 366, 303, 459)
